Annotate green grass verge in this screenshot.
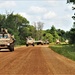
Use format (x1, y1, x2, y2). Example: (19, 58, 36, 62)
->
(50, 44, 75, 61)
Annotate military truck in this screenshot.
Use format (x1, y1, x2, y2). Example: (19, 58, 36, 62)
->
(26, 36, 35, 46)
(0, 28, 15, 52)
(35, 40, 44, 45)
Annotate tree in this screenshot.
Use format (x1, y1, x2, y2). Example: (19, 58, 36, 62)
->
(36, 22, 44, 40)
(32, 22, 37, 40)
(5, 13, 23, 44)
(72, 13, 75, 27)
(29, 25, 36, 38)
(67, 0, 75, 4)
(0, 12, 30, 45)
(69, 28, 75, 44)
(50, 25, 59, 42)
(67, 0, 75, 44)
(0, 14, 6, 31)
(44, 33, 53, 43)
(57, 29, 65, 42)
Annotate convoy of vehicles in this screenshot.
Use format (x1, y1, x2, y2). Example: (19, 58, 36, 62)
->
(0, 28, 49, 50)
(26, 36, 49, 46)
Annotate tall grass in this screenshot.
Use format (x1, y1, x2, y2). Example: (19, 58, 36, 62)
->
(50, 44, 75, 61)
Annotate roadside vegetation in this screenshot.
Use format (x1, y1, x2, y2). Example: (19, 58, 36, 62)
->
(0, 12, 66, 45)
(50, 43, 75, 61)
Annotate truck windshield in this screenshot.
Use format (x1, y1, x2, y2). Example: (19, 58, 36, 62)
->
(0, 35, 2, 38)
(0, 34, 8, 38)
(4, 34, 8, 38)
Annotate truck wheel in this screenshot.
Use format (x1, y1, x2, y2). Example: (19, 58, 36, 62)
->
(41, 43, 43, 45)
(32, 44, 34, 46)
(9, 43, 14, 52)
(26, 44, 28, 46)
(37, 43, 39, 45)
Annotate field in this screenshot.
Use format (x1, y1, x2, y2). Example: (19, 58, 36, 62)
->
(50, 43, 75, 61)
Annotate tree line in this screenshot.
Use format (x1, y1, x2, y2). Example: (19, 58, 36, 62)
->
(67, 0, 75, 44)
(0, 12, 75, 45)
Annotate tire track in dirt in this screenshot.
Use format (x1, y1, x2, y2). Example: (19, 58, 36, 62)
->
(16, 47, 53, 75)
(0, 47, 33, 74)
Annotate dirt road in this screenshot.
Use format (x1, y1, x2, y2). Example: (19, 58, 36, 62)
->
(0, 45, 75, 75)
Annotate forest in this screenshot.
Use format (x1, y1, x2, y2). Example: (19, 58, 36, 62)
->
(0, 12, 75, 45)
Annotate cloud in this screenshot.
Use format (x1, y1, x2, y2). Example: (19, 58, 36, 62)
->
(44, 11, 56, 19)
(46, 0, 56, 3)
(35, 16, 42, 21)
(0, 1, 16, 8)
(29, 6, 47, 14)
(17, 12, 31, 20)
(46, 0, 60, 6)
(64, 14, 72, 19)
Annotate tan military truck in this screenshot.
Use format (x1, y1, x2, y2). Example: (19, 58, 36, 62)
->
(0, 28, 15, 52)
(26, 36, 35, 46)
(35, 40, 44, 45)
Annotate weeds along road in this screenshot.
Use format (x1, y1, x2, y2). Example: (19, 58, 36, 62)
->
(0, 45, 75, 75)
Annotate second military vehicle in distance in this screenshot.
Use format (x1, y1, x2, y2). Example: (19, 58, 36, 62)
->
(35, 40, 44, 45)
(26, 36, 35, 46)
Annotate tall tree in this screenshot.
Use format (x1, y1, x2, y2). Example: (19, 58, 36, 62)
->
(72, 13, 75, 27)
(50, 25, 59, 42)
(36, 22, 44, 40)
(67, 0, 75, 4)
(67, 0, 75, 44)
(33, 22, 37, 40)
(43, 33, 53, 43)
(0, 14, 6, 31)
(57, 29, 65, 41)
(69, 28, 75, 44)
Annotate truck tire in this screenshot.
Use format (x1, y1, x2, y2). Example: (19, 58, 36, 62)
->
(37, 43, 39, 45)
(9, 43, 14, 52)
(26, 44, 28, 46)
(32, 43, 34, 46)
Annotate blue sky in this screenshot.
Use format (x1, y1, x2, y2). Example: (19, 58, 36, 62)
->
(0, 0, 75, 31)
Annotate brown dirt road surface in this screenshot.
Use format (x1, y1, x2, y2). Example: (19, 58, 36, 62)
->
(0, 45, 75, 75)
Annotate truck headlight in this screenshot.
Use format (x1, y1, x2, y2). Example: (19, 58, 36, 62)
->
(7, 43, 10, 45)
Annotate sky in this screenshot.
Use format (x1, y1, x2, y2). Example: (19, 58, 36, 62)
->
(0, 0, 75, 31)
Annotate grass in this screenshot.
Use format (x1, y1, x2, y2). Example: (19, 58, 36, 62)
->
(50, 43, 75, 61)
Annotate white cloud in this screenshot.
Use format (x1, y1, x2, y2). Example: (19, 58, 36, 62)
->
(44, 11, 56, 19)
(46, 0, 56, 4)
(17, 12, 31, 20)
(35, 16, 42, 21)
(0, 1, 16, 8)
(15, 12, 42, 23)
(46, 0, 60, 6)
(65, 15, 71, 19)
(29, 6, 47, 14)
